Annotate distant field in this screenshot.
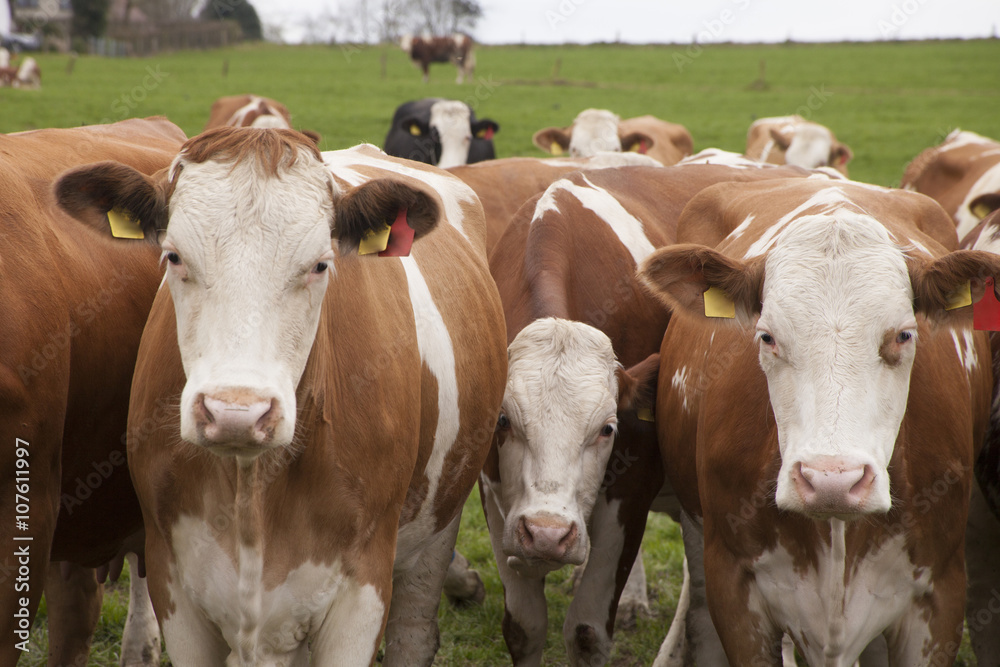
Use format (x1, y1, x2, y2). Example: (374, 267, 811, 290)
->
(14, 39, 998, 666)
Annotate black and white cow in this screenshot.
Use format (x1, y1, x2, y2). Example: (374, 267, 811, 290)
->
(383, 98, 499, 169)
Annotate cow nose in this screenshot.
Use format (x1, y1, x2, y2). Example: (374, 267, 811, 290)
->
(791, 458, 876, 516)
(194, 391, 282, 447)
(516, 516, 579, 561)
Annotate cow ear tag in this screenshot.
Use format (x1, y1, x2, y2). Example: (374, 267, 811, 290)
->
(945, 281, 972, 310)
(973, 201, 994, 220)
(379, 209, 415, 257)
(636, 407, 655, 422)
(408, 124, 422, 136)
(703, 286, 735, 318)
(107, 208, 144, 239)
(358, 224, 390, 255)
(974, 277, 1000, 331)
(550, 141, 563, 156)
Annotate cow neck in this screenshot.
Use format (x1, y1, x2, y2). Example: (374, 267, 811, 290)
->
(234, 458, 265, 664)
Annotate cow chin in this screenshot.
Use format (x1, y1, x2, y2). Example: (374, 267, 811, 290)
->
(775, 454, 891, 520)
(179, 383, 295, 457)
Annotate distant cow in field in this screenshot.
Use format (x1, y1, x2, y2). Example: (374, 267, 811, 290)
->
(204, 94, 292, 131)
(401, 33, 476, 83)
(533, 109, 694, 166)
(903, 129, 1000, 241)
(383, 98, 499, 169)
(745, 115, 853, 175)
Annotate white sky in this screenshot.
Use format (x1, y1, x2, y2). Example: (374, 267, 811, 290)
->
(253, 0, 1000, 45)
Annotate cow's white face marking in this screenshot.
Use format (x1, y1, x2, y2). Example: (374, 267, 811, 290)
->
(569, 109, 622, 157)
(429, 100, 472, 169)
(957, 162, 1000, 239)
(758, 212, 916, 517)
(783, 123, 835, 170)
(498, 318, 620, 569)
(164, 147, 335, 455)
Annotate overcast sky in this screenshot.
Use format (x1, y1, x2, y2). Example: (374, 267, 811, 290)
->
(253, 0, 1000, 45)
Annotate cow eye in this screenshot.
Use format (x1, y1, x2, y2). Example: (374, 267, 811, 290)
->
(896, 330, 913, 344)
(600, 423, 616, 438)
(759, 332, 775, 346)
(165, 251, 181, 266)
(312, 261, 329, 274)
(497, 413, 510, 431)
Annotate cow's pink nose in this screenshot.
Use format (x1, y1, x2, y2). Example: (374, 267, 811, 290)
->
(195, 391, 281, 447)
(516, 516, 578, 561)
(791, 458, 875, 516)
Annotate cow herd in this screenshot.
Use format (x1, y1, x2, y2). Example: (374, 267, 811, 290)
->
(4, 87, 1000, 667)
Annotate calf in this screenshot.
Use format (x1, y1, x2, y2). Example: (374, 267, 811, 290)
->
(383, 97, 499, 169)
(203, 93, 292, 130)
(486, 163, 839, 666)
(401, 33, 476, 83)
(56, 132, 506, 666)
(745, 115, 853, 175)
(641, 178, 998, 665)
(0, 118, 184, 667)
(533, 109, 693, 166)
(903, 129, 1000, 241)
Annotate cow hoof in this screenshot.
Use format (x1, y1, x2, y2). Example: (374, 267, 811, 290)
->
(615, 598, 652, 630)
(571, 624, 610, 665)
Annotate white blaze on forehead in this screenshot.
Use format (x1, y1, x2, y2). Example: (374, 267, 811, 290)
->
(745, 186, 863, 258)
(957, 162, 1000, 239)
(531, 175, 654, 264)
(784, 123, 835, 170)
(322, 145, 473, 241)
(227, 95, 289, 128)
(249, 113, 291, 129)
(429, 100, 472, 169)
(569, 108, 622, 157)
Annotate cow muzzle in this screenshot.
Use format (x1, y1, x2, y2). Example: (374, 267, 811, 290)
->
(509, 513, 583, 565)
(786, 455, 881, 518)
(191, 388, 284, 453)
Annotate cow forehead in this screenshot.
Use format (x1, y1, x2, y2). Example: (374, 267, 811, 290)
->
(429, 100, 470, 125)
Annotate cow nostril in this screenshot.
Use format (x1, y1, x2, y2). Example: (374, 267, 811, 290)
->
(517, 516, 534, 548)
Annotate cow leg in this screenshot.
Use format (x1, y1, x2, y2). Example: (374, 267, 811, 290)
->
(651, 555, 690, 667)
(679, 511, 729, 665)
(442, 549, 485, 605)
(966, 479, 1000, 665)
(421, 64, 430, 84)
(120, 553, 161, 667)
(883, 595, 964, 667)
(616, 547, 651, 628)
(45, 562, 103, 667)
(382, 514, 462, 667)
(857, 634, 889, 666)
(155, 555, 230, 666)
(483, 483, 548, 666)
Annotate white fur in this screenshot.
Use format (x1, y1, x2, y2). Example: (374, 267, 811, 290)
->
(227, 96, 290, 129)
(497, 318, 620, 570)
(957, 162, 1000, 239)
(121, 553, 162, 667)
(428, 100, 472, 169)
(568, 109, 622, 157)
(950, 328, 978, 376)
(784, 123, 835, 170)
(758, 212, 917, 515)
(744, 186, 860, 258)
(680, 148, 762, 168)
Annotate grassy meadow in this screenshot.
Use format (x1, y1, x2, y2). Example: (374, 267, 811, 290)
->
(11, 38, 1000, 665)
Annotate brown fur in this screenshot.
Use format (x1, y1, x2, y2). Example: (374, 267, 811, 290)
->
(204, 94, 293, 131)
(180, 126, 321, 176)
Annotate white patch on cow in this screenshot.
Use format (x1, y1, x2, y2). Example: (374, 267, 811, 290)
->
(950, 328, 978, 377)
(323, 145, 474, 241)
(428, 100, 472, 169)
(250, 114, 291, 129)
(971, 218, 1000, 255)
(531, 181, 562, 221)
(759, 138, 776, 163)
(759, 211, 917, 516)
(226, 95, 289, 129)
(784, 123, 835, 170)
(497, 318, 621, 569)
(680, 148, 760, 168)
(568, 109, 622, 157)
(957, 162, 1000, 239)
(744, 186, 859, 258)
(726, 214, 756, 241)
(163, 514, 384, 664)
(671, 366, 691, 413)
(394, 256, 461, 567)
(942, 129, 995, 152)
(748, 522, 932, 666)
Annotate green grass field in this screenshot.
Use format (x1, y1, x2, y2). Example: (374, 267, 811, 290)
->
(11, 38, 1000, 666)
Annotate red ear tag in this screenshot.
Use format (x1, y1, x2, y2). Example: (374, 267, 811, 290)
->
(483, 126, 495, 140)
(639, 139, 648, 154)
(974, 277, 1000, 331)
(378, 208, 415, 257)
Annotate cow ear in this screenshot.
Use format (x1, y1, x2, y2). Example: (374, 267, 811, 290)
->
(832, 143, 853, 168)
(332, 178, 440, 254)
(908, 250, 1000, 322)
(769, 127, 792, 151)
(532, 127, 571, 155)
(639, 244, 765, 324)
(615, 353, 659, 419)
(55, 161, 166, 242)
(620, 131, 654, 154)
(300, 129, 323, 147)
(970, 193, 1000, 221)
(472, 119, 499, 140)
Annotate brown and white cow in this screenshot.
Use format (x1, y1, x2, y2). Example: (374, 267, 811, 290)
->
(485, 162, 839, 666)
(55, 131, 506, 666)
(401, 33, 476, 83)
(640, 178, 998, 665)
(0, 117, 184, 666)
(532, 109, 694, 166)
(448, 151, 662, 252)
(203, 93, 292, 130)
(745, 115, 853, 176)
(902, 129, 1000, 242)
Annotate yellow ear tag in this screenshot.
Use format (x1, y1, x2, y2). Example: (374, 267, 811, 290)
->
(973, 202, 993, 220)
(107, 208, 144, 239)
(636, 407, 654, 423)
(550, 141, 563, 156)
(358, 224, 391, 255)
(409, 124, 422, 136)
(945, 281, 972, 310)
(704, 286, 736, 318)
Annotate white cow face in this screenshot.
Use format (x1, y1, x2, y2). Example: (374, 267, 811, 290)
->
(429, 100, 472, 169)
(568, 109, 622, 157)
(756, 214, 918, 518)
(783, 123, 835, 171)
